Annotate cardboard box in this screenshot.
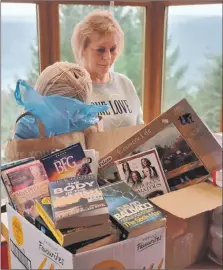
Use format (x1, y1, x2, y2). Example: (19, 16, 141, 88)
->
(85, 99, 222, 268)
(86, 124, 144, 159)
(6, 204, 166, 269)
(151, 182, 222, 269)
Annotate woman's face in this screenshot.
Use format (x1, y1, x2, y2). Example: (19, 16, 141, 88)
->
(83, 32, 119, 78)
(132, 172, 138, 182)
(142, 159, 147, 167)
(123, 163, 128, 170)
(144, 167, 150, 177)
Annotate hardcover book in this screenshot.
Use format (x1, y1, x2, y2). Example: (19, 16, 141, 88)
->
(35, 197, 111, 247)
(40, 143, 91, 181)
(115, 148, 170, 199)
(49, 175, 109, 229)
(101, 181, 166, 240)
(99, 99, 222, 191)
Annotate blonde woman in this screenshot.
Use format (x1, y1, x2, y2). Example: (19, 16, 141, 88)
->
(71, 10, 144, 131)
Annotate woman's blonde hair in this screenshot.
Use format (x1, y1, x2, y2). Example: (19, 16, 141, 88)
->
(71, 9, 124, 64)
(34, 61, 92, 103)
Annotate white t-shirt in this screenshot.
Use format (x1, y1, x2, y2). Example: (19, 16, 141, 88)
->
(91, 72, 144, 131)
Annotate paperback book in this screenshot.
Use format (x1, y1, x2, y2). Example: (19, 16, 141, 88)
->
(2, 160, 48, 218)
(101, 181, 166, 240)
(49, 175, 109, 229)
(40, 143, 91, 181)
(35, 197, 111, 247)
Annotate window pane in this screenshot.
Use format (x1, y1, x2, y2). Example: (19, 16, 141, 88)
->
(1, 3, 39, 197)
(59, 4, 145, 99)
(162, 4, 222, 132)
(1, 4, 39, 147)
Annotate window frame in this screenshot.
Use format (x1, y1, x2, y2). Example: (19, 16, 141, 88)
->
(2, 0, 222, 131)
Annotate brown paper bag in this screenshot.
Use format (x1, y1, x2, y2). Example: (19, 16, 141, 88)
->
(4, 112, 87, 162)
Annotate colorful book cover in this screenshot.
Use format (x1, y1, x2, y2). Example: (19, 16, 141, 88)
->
(35, 197, 110, 247)
(49, 175, 108, 228)
(3, 160, 48, 192)
(12, 182, 49, 220)
(40, 143, 91, 181)
(101, 181, 165, 239)
(115, 148, 170, 199)
(2, 160, 49, 219)
(1, 157, 36, 200)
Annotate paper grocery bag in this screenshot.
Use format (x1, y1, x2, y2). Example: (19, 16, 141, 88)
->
(4, 112, 88, 162)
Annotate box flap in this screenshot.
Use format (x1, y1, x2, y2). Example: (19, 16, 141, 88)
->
(151, 182, 222, 219)
(86, 124, 144, 158)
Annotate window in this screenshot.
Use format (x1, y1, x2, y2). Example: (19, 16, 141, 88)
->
(1, 3, 39, 198)
(1, 3, 39, 152)
(59, 4, 145, 99)
(162, 4, 222, 132)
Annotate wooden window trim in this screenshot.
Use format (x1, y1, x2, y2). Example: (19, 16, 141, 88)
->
(2, 0, 221, 4)
(38, 2, 60, 71)
(143, 2, 166, 124)
(164, 0, 222, 6)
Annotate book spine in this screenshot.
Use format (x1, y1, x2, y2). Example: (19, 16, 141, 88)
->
(35, 201, 64, 246)
(35, 218, 58, 243)
(109, 216, 129, 240)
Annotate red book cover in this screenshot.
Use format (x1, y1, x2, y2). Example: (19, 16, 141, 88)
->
(4, 160, 48, 192)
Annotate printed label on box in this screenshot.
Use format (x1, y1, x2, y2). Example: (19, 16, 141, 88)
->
(7, 204, 73, 269)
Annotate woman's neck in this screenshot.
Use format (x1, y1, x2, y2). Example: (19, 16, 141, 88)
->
(90, 72, 110, 84)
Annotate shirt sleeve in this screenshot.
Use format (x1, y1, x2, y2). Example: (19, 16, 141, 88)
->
(137, 106, 144, 124)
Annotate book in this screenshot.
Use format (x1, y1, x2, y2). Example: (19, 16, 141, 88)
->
(35, 197, 111, 247)
(1, 157, 35, 206)
(84, 149, 99, 178)
(101, 181, 166, 240)
(40, 143, 91, 181)
(2, 160, 48, 192)
(66, 227, 119, 254)
(34, 215, 118, 254)
(115, 149, 170, 199)
(2, 160, 49, 219)
(98, 99, 222, 191)
(48, 175, 109, 229)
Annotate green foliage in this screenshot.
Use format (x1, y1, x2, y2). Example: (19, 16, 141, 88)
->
(191, 54, 222, 132)
(26, 43, 40, 87)
(162, 37, 189, 111)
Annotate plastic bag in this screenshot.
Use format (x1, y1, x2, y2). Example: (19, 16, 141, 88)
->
(208, 224, 223, 265)
(14, 79, 109, 137)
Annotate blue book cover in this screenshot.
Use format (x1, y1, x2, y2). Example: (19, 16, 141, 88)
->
(101, 181, 165, 239)
(40, 143, 91, 181)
